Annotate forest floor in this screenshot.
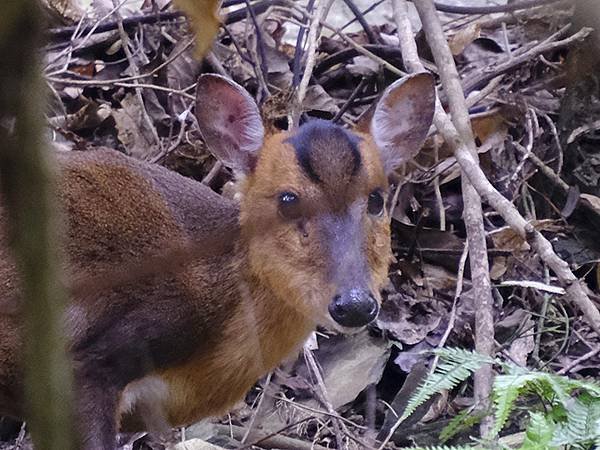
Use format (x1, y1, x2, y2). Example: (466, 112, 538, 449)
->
(3, 0, 600, 449)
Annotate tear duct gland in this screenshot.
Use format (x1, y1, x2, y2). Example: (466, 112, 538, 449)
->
(0, 73, 435, 449)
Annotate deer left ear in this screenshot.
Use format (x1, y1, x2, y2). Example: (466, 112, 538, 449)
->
(370, 72, 436, 174)
(195, 74, 264, 174)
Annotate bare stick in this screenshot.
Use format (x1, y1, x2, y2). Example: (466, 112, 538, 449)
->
(461, 26, 590, 96)
(319, 21, 406, 76)
(432, 0, 562, 14)
(387, 0, 600, 443)
(111, 0, 163, 157)
(390, 2, 600, 338)
(340, 0, 379, 43)
(410, 0, 496, 435)
(557, 344, 600, 375)
(304, 347, 346, 449)
(291, 0, 336, 127)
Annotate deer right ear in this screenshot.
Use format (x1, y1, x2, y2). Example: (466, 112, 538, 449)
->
(195, 74, 264, 173)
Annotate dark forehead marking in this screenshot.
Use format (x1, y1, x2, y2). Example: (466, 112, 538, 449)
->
(285, 119, 361, 184)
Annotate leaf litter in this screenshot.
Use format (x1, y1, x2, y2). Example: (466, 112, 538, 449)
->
(3, 0, 600, 449)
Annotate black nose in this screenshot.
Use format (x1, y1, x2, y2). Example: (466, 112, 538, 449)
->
(328, 289, 379, 328)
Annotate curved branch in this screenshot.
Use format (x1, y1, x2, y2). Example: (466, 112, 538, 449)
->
(431, 0, 563, 15)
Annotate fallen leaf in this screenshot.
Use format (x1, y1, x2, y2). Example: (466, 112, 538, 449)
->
(580, 193, 600, 215)
(378, 292, 444, 345)
(448, 23, 481, 56)
(302, 84, 339, 116)
(173, 439, 225, 450)
(303, 331, 390, 409)
(40, 0, 88, 22)
(112, 93, 158, 160)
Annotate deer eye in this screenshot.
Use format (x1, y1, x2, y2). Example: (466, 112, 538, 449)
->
(278, 191, 301, 220)
(367, 190, 384, 216)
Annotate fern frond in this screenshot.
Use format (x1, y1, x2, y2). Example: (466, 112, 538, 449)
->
(399, 349, 494, 425)
(491, 365, 600, 438)
(397, 347, 600, 450)
(439, 408, 484, 443)
(401, 446, 478, 450)
(518, 411, 558, 450)
(550, 394, 600, 446)
(491, 368, 540, 436)
(433, 347, 497, 367)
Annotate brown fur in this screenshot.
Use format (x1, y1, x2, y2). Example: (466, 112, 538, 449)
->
(0, 72, 435, 449)
(0, 135, 392, 445)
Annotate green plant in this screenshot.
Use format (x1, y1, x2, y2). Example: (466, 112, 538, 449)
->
(394, 348, 600, 449)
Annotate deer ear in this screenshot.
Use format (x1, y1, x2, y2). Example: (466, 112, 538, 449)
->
(370, 72, 436, 174)
(195, 74, 264, 173)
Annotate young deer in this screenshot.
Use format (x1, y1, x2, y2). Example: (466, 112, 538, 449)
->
(0, 73, 435, 449)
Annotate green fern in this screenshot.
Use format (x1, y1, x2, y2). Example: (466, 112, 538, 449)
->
(397, 347, 600, 449)
(439, 407, 486, 443)
(549, 393, 600, 447)
(401, 446, 480, 450)
(491, 367, 540, 436)
(518, 411, 558, 449)
(399, 348, 495, 424)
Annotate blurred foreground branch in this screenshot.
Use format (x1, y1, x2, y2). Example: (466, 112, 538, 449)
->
(0, 2, 75, 450)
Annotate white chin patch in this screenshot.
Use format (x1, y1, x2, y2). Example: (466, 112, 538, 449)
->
(119, 375, 171, 432)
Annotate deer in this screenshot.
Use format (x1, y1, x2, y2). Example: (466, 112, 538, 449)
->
(0, 72, 435, 449)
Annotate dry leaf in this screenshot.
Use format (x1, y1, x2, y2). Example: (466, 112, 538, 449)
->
(378, 292, 445, 345)
(112, 93, 158, 160)
(580, 193, 600, 215)
(174, 439, 225, 450)
(302, 84, 339, 115)
(448, 23, 481, 56)
(313, 332, 389, 409)
(40, 0, 88, 22)
(490, 219, 563, 253)
(173, 0, 221, 58)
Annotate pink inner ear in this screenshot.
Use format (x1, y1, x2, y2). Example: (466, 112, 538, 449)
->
(195, 75, 264, 173)
(371, 73, 436, 173)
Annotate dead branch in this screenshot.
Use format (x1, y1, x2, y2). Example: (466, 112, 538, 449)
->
(432, 0, 564, 14)
(412, 0, 496, 435)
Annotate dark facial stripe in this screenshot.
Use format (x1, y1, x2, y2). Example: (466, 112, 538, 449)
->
(286, 120, 362, 185)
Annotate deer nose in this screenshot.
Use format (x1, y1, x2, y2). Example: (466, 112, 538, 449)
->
(328, 289, 379, 328)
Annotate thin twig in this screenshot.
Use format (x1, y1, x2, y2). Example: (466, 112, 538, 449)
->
(241, 372, 272, 443)
(46, 0, 291, 42)
(320, 22, 406, 76)
(557, 344, 600, 375)
(340, 0, 386, 31)
(292, 0, 336, 127)
(340, 0, 379, 44)
(332, 76, 369, 123)
(431, 0, 563, 14)
(244, 0, 271, 103)
(47, 35, 194, 85)
(303, 347, 346, 449)
(292, 0, 315, 89)
(461, 26, 591, 96)
(435, 241, 469, 355)
(111, 0, 162, 157)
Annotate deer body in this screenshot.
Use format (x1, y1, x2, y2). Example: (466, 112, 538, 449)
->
(0, 74, 435, 449)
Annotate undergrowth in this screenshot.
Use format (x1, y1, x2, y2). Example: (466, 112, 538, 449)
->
(395, 348, 600, 450)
